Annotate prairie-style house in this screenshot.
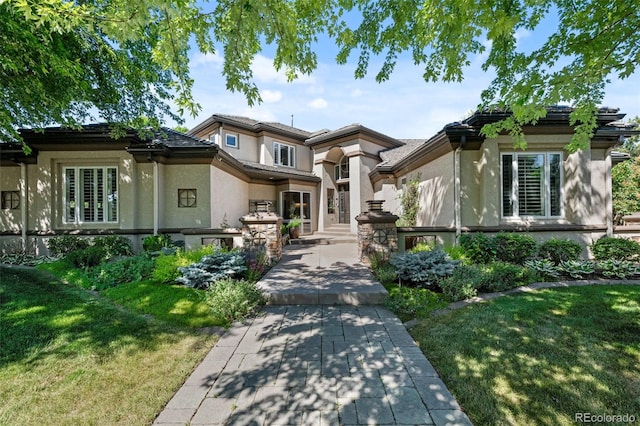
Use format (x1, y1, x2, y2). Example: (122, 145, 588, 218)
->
(1, 106, 637, 254)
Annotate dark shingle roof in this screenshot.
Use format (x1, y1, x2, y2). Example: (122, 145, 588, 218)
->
(378, 139, 427, 168)
(238, 160, 319, 180)
(150, 128, 213, 148)
(212, 114, 313, 139)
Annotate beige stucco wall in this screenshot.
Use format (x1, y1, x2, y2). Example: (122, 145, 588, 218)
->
(396, 152, 455, 227)
(161, 164, 211, 229)
(210, 165, 249, 229)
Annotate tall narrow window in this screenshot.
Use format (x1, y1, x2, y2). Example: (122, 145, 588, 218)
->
(501, 153, 563, 218)
(274, 142, 295, 167)
(64, 167, 118, 223)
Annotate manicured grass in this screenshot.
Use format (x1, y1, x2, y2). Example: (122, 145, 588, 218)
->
(411, 285, 640, 425)
(103, 280, 223, 328)
(0, 266, 218, 425)
(38, 260, 224, 328)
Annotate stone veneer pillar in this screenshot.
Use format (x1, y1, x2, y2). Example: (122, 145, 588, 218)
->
(240, 209, 283, 263)
(355, 200, 399, 265)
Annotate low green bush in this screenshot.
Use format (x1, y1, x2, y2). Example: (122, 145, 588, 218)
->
(204, 278, 267, 326)
(66, 246, 106, 268)
(143, 234, 173, 252)
(459, 233, 496, 264)
(538, 238, 582, 264)
(152, 246, 216, 284)
(384, 286, 447, 322)
(438, 264, 483, 301)
(493, 233, 538, 264)
(390, 249, 459, 288)
(90, 254, 155, 290)
(46, 235, 91, 257)
(479, 261, 539, 292)
(373, 264, 398, 285)
(591, 237, 640, 261)
(92, 236, 134, 259)
(409, 242, 434, 253)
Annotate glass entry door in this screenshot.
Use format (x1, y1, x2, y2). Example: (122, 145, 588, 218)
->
(281, 191, 312, 234)
(338, 184, 350, 224)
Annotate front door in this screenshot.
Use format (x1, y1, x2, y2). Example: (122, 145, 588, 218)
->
(338, 184, 350, 224)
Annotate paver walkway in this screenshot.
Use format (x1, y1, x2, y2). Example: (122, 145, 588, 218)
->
(154, 241, 472, 425)
(154, 305, 471, 425)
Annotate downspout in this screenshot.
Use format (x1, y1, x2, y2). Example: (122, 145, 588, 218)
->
(20, 162, 27, 251)
(152, 159, 159, 236)
(454, 135, 466, 242)
(605, 144, 616, 236)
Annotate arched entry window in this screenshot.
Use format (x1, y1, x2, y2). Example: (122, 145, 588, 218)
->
(334, 156, 350, 181)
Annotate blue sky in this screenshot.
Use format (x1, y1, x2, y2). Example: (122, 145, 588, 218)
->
(177, 15, 640, 139)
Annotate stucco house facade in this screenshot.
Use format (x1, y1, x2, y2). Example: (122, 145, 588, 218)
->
(0, 107, 637, 254)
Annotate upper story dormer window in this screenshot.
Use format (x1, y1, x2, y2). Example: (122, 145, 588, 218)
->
(225, 133, 238, 148)
(274, 142, 295, 168)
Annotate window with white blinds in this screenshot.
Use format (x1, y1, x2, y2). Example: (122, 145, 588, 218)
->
(64, 167, 118, 223)
(501, 153, 562, 218)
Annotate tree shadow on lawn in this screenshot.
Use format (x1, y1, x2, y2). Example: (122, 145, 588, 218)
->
(0, 266, 194, 367)
(411, 285, 640, 425)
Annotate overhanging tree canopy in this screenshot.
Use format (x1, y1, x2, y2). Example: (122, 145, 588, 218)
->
(2, 0, 638, 151)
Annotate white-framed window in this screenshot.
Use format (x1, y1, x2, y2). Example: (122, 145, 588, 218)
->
(501, 152, 563, 218)
(63, 167, 118, 224)
(274, 142, 295, 168)
(225, 133, 238, 148)
(334, 156, 350, 180)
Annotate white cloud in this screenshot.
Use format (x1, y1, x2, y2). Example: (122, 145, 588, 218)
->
(190, 52, 223, 68)
(260, 90, 283, 103)
(252, 54, 316, 85)
(308, 98, 328, 109)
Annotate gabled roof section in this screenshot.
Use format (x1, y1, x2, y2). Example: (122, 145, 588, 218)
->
(463, 105, 626, 127)
(304, 123, 404, 148)
(189, 114, 312, 140)
(378, 139, 428, 168)
(238, 160, 321, 182)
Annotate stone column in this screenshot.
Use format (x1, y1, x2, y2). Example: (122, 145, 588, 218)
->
(240, 211, 283, 263)
(355, 200, 399, 265)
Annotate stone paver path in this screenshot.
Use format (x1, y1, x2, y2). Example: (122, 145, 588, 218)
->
(154, 305, 471, 425)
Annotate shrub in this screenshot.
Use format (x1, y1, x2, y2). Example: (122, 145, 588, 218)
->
(390, 249, 459, 287)
(244, 246, 271, 282)
(152, 245, 216, 284)
(384, 287, 447, 322)
(368, 250, 391, 270)
(443, 245, 468, 263)
(478, 261, 539, 292)
(204, 278, 267, 326)
(538, 238, 582, 264)
(597, 260, 639, 279)
(524, 259, 560, 281)
(92, 236, 134, 259)
(66, 246, 106, 268)
(373, 264, 398, 285)
(557, 260, 596, 279)
(90, 255, 155, 290)
(409, 242, 434, 253)
(493, 233, 538, 264)
(438, 265, 484, 301)
(591, 237, 640, 261)
(176, 250, 247, 289)
(46, 235, 90, 257)
(143, 234, 173, 252)
(459, 233, 496, 264)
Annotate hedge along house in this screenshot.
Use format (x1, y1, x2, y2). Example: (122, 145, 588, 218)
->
(0, 106, 637, 255)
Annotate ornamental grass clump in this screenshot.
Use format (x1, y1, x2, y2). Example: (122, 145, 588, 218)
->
(204, 278, 267, 326)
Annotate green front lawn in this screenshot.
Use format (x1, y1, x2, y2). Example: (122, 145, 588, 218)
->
(0, 266, 218, 425)
(411, 285, 640, 425)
